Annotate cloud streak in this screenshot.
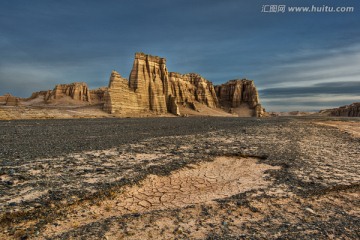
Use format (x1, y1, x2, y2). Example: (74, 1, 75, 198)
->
(0, 0, 359, 112)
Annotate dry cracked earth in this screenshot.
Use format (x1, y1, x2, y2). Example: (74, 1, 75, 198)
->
(0, 117, 359, 239)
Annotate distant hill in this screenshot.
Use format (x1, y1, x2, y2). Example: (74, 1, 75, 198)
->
(318, 102, 360, 117)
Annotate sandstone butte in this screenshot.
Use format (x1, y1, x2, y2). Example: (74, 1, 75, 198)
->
(0, 53, 266, 117)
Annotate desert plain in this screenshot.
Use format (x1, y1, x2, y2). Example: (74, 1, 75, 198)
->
(0, 116, 359, 239)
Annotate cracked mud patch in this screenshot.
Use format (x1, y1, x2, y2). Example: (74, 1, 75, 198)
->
(1, 118, 359, 239)
(42, 156, 279, 238)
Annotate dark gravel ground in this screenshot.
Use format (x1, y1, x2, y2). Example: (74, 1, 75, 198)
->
(0, 117, 359, 239)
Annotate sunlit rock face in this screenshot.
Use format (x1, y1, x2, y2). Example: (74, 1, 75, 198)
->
(0, 94, 20, 106)
(104, 53, 220, 115)
(168, 72, 219, 108)
(44, 82, 91, 103)
(215, 79, 265, 117)
(104, 53, 264, 117)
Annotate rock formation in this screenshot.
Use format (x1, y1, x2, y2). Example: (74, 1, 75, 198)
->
(1, 52, 265, 118)
(27, 83, 104, 105)
(104, 53, 225, 116)
(129, 52, 169, 113)
(168, 72, 219, 108)
(320, 102, 360, 117)
(103, 70, 144, 114)
(0, 95, 7, 105)
(215, 80, 264, 117)
(0, 94, 20, 106)
(28, 91, 51, 101)
(46, 82, 91, 103)
(90, 87, 107, 104)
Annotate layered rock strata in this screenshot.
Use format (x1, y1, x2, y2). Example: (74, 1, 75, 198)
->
(28, 83, 105, 105)
(46, 82, 91, 103)
(0, 94, 20, 106)
(103, 71, 143, 114)
(129, 53, 169, 113)
(168, 72, 219, 108)
(320, 102, 360, 117)
(215, 80, 264, 117)
(90, 88, 107, 104)
(104, 53, 222, 115)
(0, 95, 7, 105)
(2, 52, 264, 117)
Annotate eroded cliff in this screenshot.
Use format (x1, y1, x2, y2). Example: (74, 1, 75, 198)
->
(104, 53, 244, 116)
(215, 80, 264, 117)
(320, 102, 360, 117)
(2, 52, 265, 117)
(46, 82, 91, 103)
(168, 72, 219, 108)
(0, 94, 20, 106)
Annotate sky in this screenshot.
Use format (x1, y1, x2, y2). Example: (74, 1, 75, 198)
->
(0, 0, 359, 112)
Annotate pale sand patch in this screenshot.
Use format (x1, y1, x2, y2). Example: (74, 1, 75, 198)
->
(8, 188, 48, 204)
(178, 104, 235, 117)
(41, 156, 279, 239)
(314, 121, 360, 138)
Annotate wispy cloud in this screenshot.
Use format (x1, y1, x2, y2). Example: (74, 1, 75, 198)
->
(256, 43, 360, 111)
(260, 81, 360, 97)
(261, 94, 360, 112)
(256, 43, 360, 89)
(0, 61, 116, 97)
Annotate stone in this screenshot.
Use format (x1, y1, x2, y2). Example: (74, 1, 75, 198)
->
(320, 102, 360, 117)
(103, 70, 143, 114)
(28, 91, 51, 101)
(90, 87, 107, 104)
(168, 95, 180, 116)
(215, 80, 264, 117)
(129, 52, 169, 113)
(168, 72, 219, 108)
(188, 102, 198, 111)
(27, 85, 105, 105)
(46, 82, 91, 103)
(1, 52, 265, 118)
(305, 207, 316, 215)
(1, 94, 20, 106)
(104, 53, 222, 115)
(0, 95, 8, 105)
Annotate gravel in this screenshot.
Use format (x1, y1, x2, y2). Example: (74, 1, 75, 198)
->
(0, 116, 359, 239)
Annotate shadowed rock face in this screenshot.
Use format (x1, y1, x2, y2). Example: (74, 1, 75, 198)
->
(90, 87, 107, 104)
(320, 102, 360, 117)
(215, 80, 264, 117)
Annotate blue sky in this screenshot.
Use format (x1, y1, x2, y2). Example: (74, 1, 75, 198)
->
(0, 0, 359, 111)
